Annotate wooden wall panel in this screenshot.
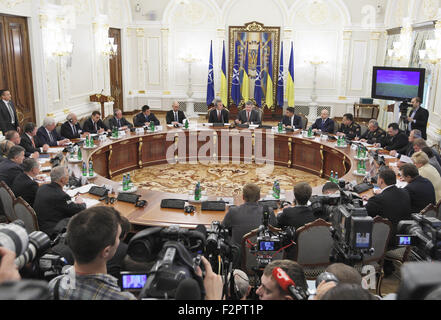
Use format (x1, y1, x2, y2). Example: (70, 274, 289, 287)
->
(109, 28, 123, 111)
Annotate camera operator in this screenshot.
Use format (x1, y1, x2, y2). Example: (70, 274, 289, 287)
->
(364, 167, 411, 247)
(225, 269, 251, 300)
(221, 183, 277, 246)
(317, 283, 376, 300)
(407, 97, 429, 140)
(322, 182, 339, 195)
(256, 260, 308, 300)
(48, 206, 137, 300)
(194, 255, 224, 300)
(0, 247, 21, 284)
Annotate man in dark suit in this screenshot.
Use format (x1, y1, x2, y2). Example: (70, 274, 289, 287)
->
(12, 158, 40, 206)
(109, 109, 133, 130)
(37, 117, 70, 147)
(209, 99, 229, 124)
(133, 105, 161, 127)
(0, 89, 19, 135)
(166, 101, 187, 125)
(4, 130, 40, 160)
(21, 122, 49, 157)
(82, 111, 109, 134)
(235, 101, 261, 125)
(222, 183, 277, 246)
(60, 113, 84, 140)
(356, 119, 386, 145)
(365, 168, 411, 246)
(277, 182, 316, 230)
(338, 113, 361, 140)
(311, 109, 334, 133)
(412, 138, 441, 167)
(399, 163, 436, 214)
(390, 129, 421, 158)
(281, 107, 302, 130)
(33, 166, 86, 238)
(0, 145, 25, 188)
(408, 97, 429, 140)
(378, 123, 409, 152)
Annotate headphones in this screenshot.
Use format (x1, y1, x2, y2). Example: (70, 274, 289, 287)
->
(184, 205, 195, 214)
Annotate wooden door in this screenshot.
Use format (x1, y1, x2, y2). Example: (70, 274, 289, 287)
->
(0, 14, 35, 126)
(109, 28, 123, 112)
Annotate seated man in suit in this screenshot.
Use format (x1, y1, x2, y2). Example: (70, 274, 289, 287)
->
(83, 111, 109, 134)
(21, 122, 49, 157)
(399, 163, 436, 214)
(0, 145, 25, 188)
(277, 182, 316, 230)
(133, 105, 160, 127)
(222, 183, 277, 246)
(109, 109, 133, 130)
(389, 129, 421, 158)
(407, 97, 429, 140)
(5, 130, 39, 160)
(337, 113, 361, 140)
(355, 119, 386, 145)
(209, 99, 229, 124)
(412, 138, 441, 166)
(33, 166, 86, 238)
(281, 107, 302, 130)
(421, 146, 441, 177)
(0, 140, 14, 161)
(364, 168, 411, 247)
(12, 158, 40, 206)
(37, 117, 70, 147)
(166, 101, 187, 125)
(235, 101, 261, 125)
(376, 123, 409, 152)
(411, 151, 441, 203)
(311, 109, 334, 133)
(61, 113, 85, 140)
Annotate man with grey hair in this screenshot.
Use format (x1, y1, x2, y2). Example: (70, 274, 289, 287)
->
(356, 119, 386, 145)
(61, 113, 84, 140)
(34, 166, 86, 238)
(390, 129, 422, 158)
(0, 145, 25, 187)
(12, 158, 40, 206)
(37, 117, 70, 147)
(235, 101, 261, 125)
(209, 99, 229, 124)
(311, 109, 334, 133)
(166, 101, 186, 125)
(109, 109, 133, 130)
(227, 269, 251, 300)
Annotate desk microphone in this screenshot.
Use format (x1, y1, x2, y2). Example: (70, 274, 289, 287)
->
(175, 278, 201, 300)
(272, 267, 309, 300)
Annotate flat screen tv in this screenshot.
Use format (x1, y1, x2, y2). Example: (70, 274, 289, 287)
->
(371, 66, 425, 102)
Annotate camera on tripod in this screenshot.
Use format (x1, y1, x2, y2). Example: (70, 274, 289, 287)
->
(397, 214, 441, 261)
(399, 100, 411, 122)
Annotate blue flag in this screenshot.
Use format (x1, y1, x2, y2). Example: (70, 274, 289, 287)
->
(231, 40, 241, 106)
(206, 41, 215, 106)
(254, 43, 262, 107)
(276, 42, 284, 108)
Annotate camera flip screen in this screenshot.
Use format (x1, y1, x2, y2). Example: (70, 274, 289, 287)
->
(355, 233, 370, 249)
(259, 241, 275, 251)
(397, 235, 413, 246)
(122, 274, 147, 290)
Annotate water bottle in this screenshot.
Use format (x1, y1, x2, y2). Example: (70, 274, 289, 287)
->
(150, 121, 155, 132)
(308, 127, 313, 138)
(278, 122, 283, 133)
(273, 180, 280, 200)
(77, 147, 82, 161)
(185, 119, 189, 129)
(90, 136, 94, 147)
(195, 182, 201, 201)
(89, 161, 94, 177)
(335, 172, 339, 182)
(122, 174, 127, 191)
(85, 135, 90, 148)
(330, 170, 334, 182)
(82, 161, 87, 176)
(127, 173, 132, 190)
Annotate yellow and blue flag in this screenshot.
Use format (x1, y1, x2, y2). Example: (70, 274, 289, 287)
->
(241, 42, 249, 102)
(220, 41, 228, 107)
(286, 42, 295, 107)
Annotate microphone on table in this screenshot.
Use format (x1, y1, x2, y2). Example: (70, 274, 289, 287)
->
(272, 267, 309, 300)
(175, 278, 202, 300)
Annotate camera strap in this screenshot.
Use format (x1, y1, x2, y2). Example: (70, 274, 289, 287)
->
(53, 277, 62, 300)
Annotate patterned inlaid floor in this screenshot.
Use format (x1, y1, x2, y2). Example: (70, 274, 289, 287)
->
(114, 163, 327, 197)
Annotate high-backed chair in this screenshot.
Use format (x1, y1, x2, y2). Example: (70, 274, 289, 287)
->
(241, 225, 286, 280)
(360, 124, 368, 137)
(0, 181, 17, 222)
(293, 219, 333, 279)
(13, 197, 39, 234)
(55, 123, 63, 137)
(420, 202, 438, 218)
(253, 106, 263, 124)
(332, 117, 340, 134)
(103, 115, 113, 130)
(79, 117, 88, 129)
(299, 113, 308, 130)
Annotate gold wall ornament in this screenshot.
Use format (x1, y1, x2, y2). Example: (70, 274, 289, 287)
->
(288, 138, 292, 168)
(138, 138, 143, 168)
(320, 145, 324, 177)
(108, 145, 113, 177)
(245, 21, 265, 32)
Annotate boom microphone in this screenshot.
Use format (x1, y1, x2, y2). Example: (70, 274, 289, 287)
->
(272, 267, 309, 300)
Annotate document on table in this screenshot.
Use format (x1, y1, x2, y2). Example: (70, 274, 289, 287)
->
(47, 147, 65, 154)
(83, 198, 100, 208)
(66, 184, 98, 197)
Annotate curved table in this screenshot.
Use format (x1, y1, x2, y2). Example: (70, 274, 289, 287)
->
(72, 125, 372, 229)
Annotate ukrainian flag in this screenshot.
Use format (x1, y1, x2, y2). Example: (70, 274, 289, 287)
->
(220, 41, 228, 107)
(242, 42, 249, 102)
(265, 40, 273, 108)
(286, 42, 295, 107)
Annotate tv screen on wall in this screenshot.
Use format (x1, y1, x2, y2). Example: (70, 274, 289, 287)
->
(372, 66, 425, 102)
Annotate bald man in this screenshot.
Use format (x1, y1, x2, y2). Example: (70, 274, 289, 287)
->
(166, 101, 186, 125)
(311, 109, 334, 133)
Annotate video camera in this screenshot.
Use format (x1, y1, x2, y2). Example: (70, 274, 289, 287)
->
(250, 206, 295, 270)
(397, 214, 441, 261)
(399, 99, 411, 123)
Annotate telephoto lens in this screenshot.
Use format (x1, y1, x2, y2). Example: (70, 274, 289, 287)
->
(315, 272, 339, 289)
(0, 220, 30, 257)
(15, 231, 51, 270)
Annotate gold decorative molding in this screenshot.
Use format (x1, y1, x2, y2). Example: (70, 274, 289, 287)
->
(288, 138, 292, 168)
(108, 145, 113, 177)
(138, 138, 143, 168)
(302, 140, 312, 145)
(343, 31, 352, 40)
(320, 145, 324, 177)
(136, 28, 145, 37)
(244, 21, 265, 32)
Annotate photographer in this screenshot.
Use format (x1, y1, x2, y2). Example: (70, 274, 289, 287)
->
(256, 260, 308, 300)
(222, 183, 277, 246)
(48, 206, 137, 300)
(407, 97, 429, 140)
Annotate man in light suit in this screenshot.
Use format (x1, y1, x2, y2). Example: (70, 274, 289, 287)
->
(209, 99, 229, 124)
(166, 101, 187, 125)
(311, 109, 334, 133)
(235, 101, 261, 125)
(37, 117, 70, 147)
(0, 89, 19, 134)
